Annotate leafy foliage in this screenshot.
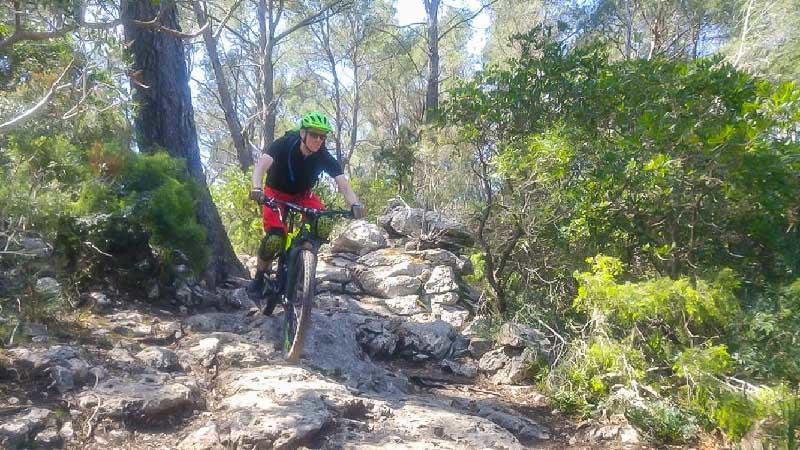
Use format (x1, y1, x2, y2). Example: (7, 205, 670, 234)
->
(210, 168, 263, 255)
(439, 31, 799, 443)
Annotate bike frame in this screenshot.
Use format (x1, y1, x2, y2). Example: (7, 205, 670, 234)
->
(263, 198, 352, 306)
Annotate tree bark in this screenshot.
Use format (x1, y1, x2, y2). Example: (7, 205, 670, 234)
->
(122, 0, 246, 285)
(424, 0, 440, 123)
(319, 16, 344, 166)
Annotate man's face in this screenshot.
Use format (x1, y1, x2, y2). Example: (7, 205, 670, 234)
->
(301, 128, 327, 152)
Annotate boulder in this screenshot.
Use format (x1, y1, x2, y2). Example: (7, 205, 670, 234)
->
(6, 345, 90, 392)
(106, 311, 154, 338)
(178, 423, 224, 450)
(479, 347, 539, 385)
(299, 312, 408, 394)
(397, 320, 468, 360)
(89, 291, 112, 308)
(407, 248, 473, 275)
(20, 237, 52, 257)
(432, 304, 470, 330)
(33, 427, 62, 447)
(467, 337, 493, 359)
(362, 400, 524, 450)
(496, 322, 551, 352)
(315, 259, 351, 283)
(353, 265, 424, 298)
(329, 221, 388, 255)
(384, 295, 428, 316)
(215, 366, 361, 449)
(353, 250, 430, 298)
(441, 359, 478, 378)
(183, 313, 249, 334)
(356, 320, 400, 359)
(357, 319, 469, 361)
(423, 266, 459, 294)
(177, 332, 276, 370)
(34, 277, 61, 297)
(77, 373, 204, 426)
(476, 405, 550, 443)
(425, 292, 460, 306)
(136, 346, 181, 372)
(378, 201, 474, 248)
(0, 408, 53, 448)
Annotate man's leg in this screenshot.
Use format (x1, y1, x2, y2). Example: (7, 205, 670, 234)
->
(248, 228, 285, 299)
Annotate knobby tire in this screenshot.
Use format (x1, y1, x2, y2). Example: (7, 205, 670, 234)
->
(284, 248, 316, 362)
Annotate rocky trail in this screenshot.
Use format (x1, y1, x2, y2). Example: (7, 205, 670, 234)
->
(0, 202, 646, 449)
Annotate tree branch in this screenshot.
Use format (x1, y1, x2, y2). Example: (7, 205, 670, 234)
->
(0, 59, 75, 135)
(0, 3, 76, 51)
(438, 0, 498, 42)
(274, 0, 350, 43)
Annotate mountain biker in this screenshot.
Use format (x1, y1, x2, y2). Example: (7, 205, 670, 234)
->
(247, 111, 365, 304)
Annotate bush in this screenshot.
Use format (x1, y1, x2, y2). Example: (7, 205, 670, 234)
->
(626, 400, 699, 444)
(539, 255, 800, 442)
(210, 168, 263, 255)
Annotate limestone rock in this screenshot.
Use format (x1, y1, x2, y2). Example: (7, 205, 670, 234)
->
(432, 304, 470, 329)
(441, 359, 478, 378)
(384, 295, 427, 316)
(20, 237, 52, 257)
(136, 346, 181, 372)
(467, 337, 493, 359)
(479, 347, 539, 385)
(183, 313, 249, 334)
(361, 400, 524, 449)
(0, 408, 53, 448)
(423, 266, 459, 294)
(378, 202, 474, 248)
(6, 345, 90, 392)
(406, 248, 473, 275)
(329, 221, 389, 255)
(178, 423, 224, 450)
(77, 373, 204, 426)
(34, 277, 61, 297)
(215, 366, 357, 449)
(33, 427, 62, 447)
(476, 405, 550, 443)
(496, 322, 551, 352)
(425, 292, 460, 306)
(316, 259, 351, 283)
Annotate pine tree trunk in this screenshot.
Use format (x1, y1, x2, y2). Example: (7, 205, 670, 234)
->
(122, 0, 246, 286)
(424, 0, 440, 123)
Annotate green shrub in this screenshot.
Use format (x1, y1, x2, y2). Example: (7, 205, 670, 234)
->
(210, 168, 267, 255)
(712, 392, 757, 441)
(626, 400, 699, 444)
(350, 176, 410, 221)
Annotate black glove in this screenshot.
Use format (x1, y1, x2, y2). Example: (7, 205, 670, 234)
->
(351, 203, 366, 219)
(249, 188, 264, 204)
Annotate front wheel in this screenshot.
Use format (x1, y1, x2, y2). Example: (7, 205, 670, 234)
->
(283, 248, 316, 362)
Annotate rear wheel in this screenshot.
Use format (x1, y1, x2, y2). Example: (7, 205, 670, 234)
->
(283, 248, 316, 362)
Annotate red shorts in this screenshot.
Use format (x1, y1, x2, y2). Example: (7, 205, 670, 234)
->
(262, 187, 325, 232)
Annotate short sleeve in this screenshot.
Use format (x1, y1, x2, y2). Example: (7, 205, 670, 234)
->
(266, 137, 283, 158)
(320, 150, 344, 178)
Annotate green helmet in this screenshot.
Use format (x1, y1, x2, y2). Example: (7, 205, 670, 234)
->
(300, 111, 333, 133)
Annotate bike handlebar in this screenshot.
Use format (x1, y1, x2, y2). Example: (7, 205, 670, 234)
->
(259, 197, 354, 219)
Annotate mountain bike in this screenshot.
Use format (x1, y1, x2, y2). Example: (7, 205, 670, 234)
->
(257, 197, 354, 362)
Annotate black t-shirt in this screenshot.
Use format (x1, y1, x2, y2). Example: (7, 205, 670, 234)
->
(264, 130, 343, 194)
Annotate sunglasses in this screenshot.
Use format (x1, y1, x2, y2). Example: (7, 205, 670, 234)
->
(306, 130, 327, 141)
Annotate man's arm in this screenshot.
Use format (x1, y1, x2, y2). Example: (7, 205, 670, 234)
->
(252, 153, 274, 189)
(334, 174, 359, 207)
